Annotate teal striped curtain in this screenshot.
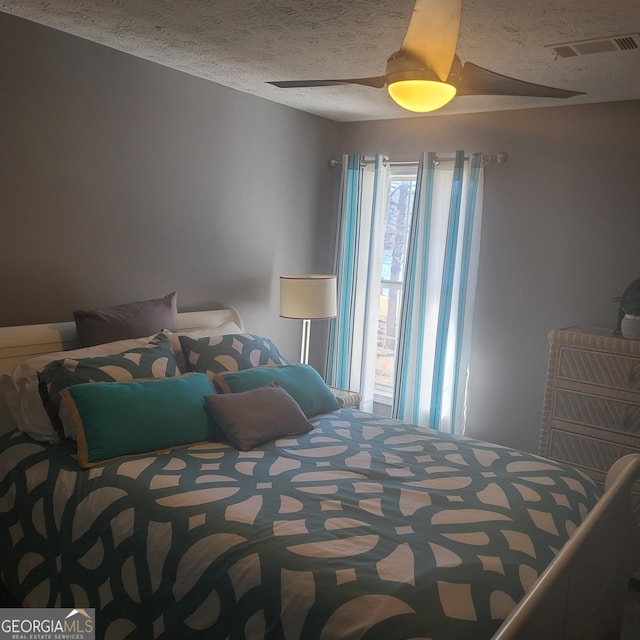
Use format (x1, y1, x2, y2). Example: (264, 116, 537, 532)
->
(328, 150, 483, 433)
(326, 154, 388, 411)
(393, 151, 484, 433)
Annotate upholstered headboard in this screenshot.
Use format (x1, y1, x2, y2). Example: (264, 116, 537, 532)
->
(0, 307, 243, 434)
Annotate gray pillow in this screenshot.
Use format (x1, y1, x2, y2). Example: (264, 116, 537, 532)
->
(73, 291, 178, 347)
(204, 384, 312, 451)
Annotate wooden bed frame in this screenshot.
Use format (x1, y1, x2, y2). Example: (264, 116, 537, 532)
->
(0, 308, 638, 639)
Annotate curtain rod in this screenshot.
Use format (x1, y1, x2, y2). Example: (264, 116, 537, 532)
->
(328, 152, 508, 168)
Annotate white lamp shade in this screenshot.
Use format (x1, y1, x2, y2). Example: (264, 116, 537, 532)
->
(280, 274, 337, 319)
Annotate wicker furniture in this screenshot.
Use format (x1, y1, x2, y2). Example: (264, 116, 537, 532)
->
(539, 326, 640, 518)
(330, 386, 362, 409)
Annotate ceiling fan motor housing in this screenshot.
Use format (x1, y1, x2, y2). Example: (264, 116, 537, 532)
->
(385, 50, 442, 84)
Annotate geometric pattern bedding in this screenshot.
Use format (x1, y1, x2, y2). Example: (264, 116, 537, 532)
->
(0, 408, 600, 640)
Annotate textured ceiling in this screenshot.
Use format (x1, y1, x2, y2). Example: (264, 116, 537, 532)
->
(1, 0, 639, 122)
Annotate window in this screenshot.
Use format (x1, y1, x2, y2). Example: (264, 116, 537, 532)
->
(329, 151, 484, 432)
(375, 163, 417, 409)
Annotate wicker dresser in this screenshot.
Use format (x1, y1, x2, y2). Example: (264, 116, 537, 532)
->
(538, 326, 640, 517)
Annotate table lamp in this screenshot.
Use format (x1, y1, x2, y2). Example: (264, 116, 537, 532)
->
(279, 274, 337, 364)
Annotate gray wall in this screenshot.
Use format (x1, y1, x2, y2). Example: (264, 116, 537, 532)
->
(0, 12, 341, 362)
(3, 11, 640, 455)
(340, 102, 640, 452)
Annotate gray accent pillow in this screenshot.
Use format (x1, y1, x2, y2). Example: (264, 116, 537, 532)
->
(73, 292, 178, 347)
(203, 384, 312, 451)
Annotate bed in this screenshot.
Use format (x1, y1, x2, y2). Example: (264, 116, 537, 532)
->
(0, 305, 639, 640)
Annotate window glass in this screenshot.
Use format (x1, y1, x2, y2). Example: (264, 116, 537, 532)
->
(375, 164, 417, 404)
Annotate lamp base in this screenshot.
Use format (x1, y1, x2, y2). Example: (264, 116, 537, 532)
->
(300, 318, 311, 365)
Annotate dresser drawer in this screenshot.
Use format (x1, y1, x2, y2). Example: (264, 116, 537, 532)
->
(552, 388, 640, 434)
(547, 428, 640, 476)
(557, 346, 640, 392)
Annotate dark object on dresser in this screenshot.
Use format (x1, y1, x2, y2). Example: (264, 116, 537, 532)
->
(614, 276, 640, 335)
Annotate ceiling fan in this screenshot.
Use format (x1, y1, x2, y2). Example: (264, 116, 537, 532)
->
(267, 0, 584, 113)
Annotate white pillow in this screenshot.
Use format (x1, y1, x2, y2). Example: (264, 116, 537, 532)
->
(167, 322, 243, 372)
(0, 334, 166, 443)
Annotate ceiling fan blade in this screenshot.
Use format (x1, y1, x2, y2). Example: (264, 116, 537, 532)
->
(400, 0, 463, 81)
(268, 76, 386, 89)
(457, 62, 585, 98)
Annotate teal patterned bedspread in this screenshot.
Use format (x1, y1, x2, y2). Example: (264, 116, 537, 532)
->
(0, 408, 600, 640)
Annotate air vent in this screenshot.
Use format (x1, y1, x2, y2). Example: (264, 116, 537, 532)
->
(546, 33, 640, 58)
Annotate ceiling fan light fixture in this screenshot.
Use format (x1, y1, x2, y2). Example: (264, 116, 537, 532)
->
(387, 79, 457, 112)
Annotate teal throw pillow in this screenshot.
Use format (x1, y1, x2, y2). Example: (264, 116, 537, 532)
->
(179, 333, 288, 377)
(38, 332, 178, 439)
(60, 373, 215, 467)
(213, 364, 339, 417)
